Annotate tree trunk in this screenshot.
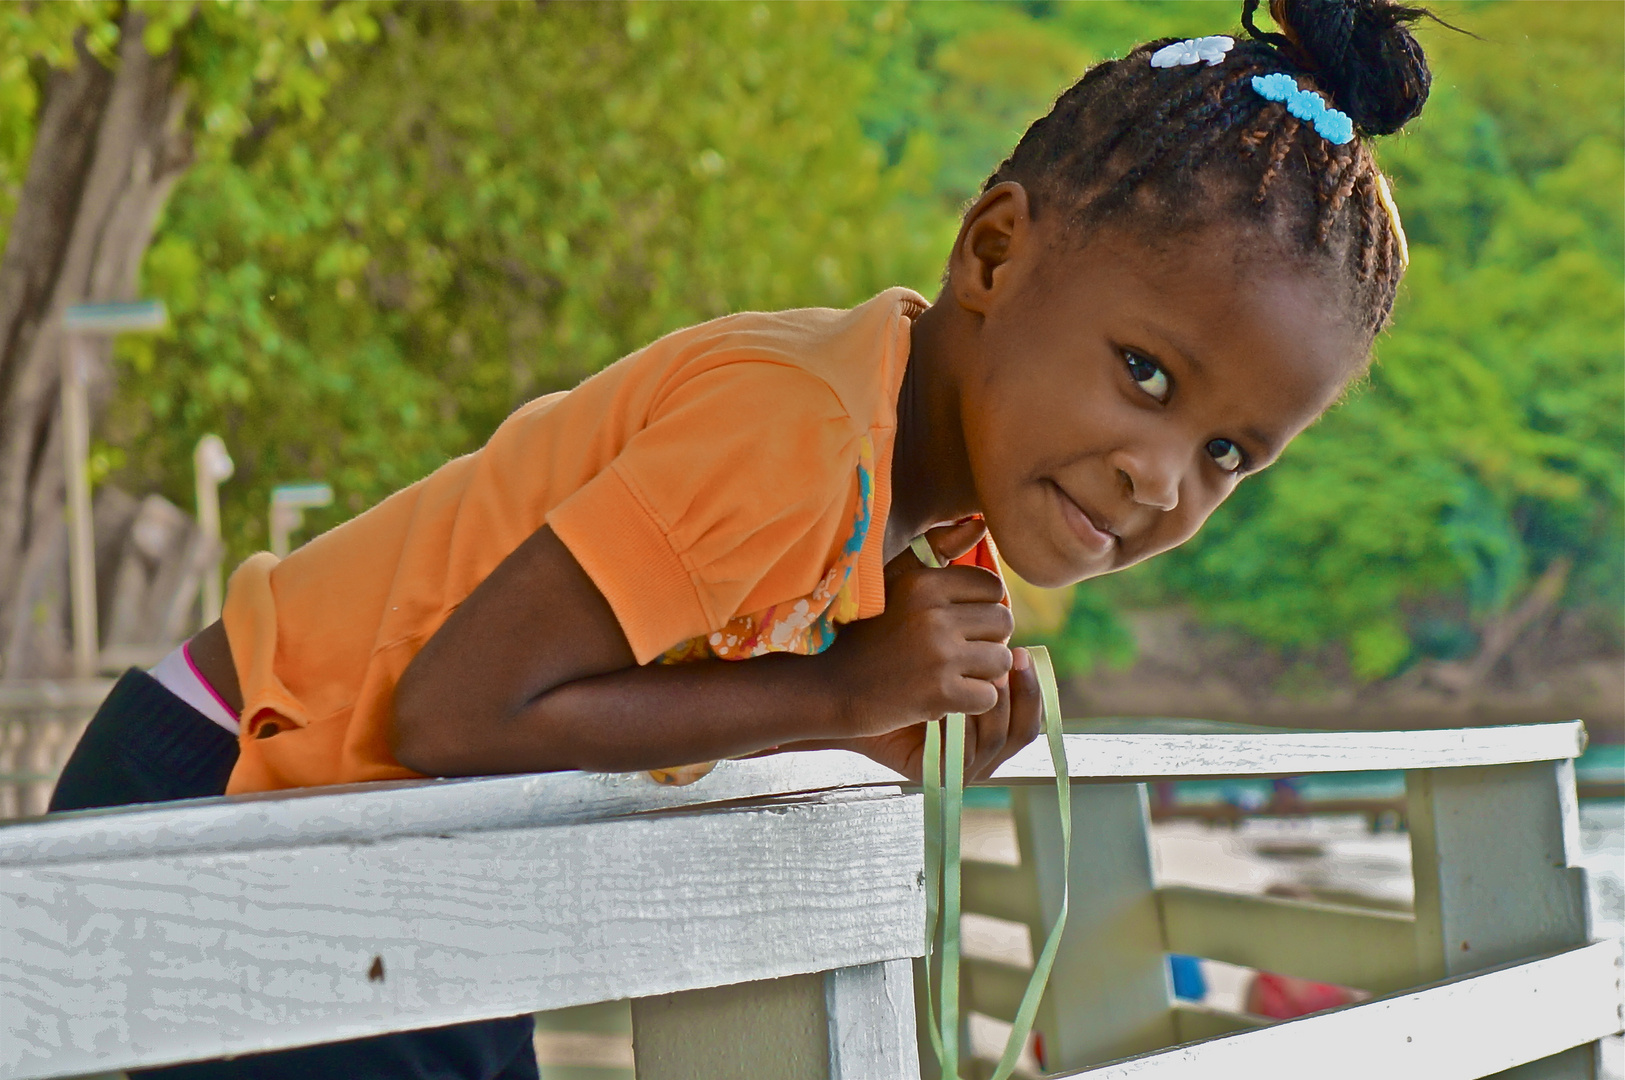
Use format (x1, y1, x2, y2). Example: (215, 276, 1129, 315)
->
(0, 12, 191, 679)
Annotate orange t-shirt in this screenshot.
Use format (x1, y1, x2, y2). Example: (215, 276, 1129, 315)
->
(221, 286, 978, 794)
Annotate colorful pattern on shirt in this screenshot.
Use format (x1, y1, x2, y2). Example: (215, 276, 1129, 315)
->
(658, 436, 874, 664)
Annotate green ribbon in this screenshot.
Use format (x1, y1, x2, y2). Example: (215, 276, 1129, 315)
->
(912, 536, 1070, 1080)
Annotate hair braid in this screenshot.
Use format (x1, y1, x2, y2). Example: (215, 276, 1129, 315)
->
(1355, 171, 1381, 285)
(1254, 110, 1302, 204)
(979, 1, 1437, 345)
(1325, 145, 1363, 221)
(1163, 68, 1271, 178)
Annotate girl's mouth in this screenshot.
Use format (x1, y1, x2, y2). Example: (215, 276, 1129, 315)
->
(1048, 480, 1117, 557)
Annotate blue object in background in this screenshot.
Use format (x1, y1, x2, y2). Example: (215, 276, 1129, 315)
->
(1169, 954, 1207, 1002)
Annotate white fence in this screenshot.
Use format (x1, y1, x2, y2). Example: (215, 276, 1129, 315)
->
(0, 682, 110, 820)
(1, 720, 1619, 1078)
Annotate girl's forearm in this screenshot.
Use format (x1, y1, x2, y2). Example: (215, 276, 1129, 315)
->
(402, 651, 850, 777)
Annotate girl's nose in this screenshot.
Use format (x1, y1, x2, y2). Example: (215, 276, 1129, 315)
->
(1115, 453, 1180, 512)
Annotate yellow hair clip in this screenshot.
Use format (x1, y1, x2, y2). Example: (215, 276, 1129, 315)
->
(1374, 171, 1409, 270)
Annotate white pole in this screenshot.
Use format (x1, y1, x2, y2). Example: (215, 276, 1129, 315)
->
(56, 302, 167, 676)
(60, 335, 98, 679)
(269, 483, 333, 559)
(193, 435, 234, 627)
(269, 500, 296, 560)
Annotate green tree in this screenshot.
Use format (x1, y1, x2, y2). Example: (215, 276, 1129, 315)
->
(0, 1, 376, 677)
(107, 2, 943, 561)
(856, 1, 1622, 681)
(1105, 1, 1624, 680)
(12, 1, 1614, 688)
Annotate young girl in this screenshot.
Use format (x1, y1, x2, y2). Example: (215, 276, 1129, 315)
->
(51, 0, 1435, 1076)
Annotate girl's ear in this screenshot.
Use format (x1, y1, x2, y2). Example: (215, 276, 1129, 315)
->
(949, 181, 1033, 316)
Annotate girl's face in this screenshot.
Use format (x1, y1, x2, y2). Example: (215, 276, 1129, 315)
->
(949, 191, 1363, 588)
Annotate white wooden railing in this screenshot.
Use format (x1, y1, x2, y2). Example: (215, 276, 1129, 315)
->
(1, 720, 1618, 1079)
(0, 682, 110, 820)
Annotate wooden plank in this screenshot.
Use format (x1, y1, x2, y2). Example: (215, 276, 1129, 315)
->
(1057, 940, 1623, 1079)
(1150, 797, 1406, 827)
(632, 961, 921, 1080)
(0, 791, 924, 1079)
(963, 861, 1039, 925)
(534, 999, 632, 1034)
(825, 959, 919, 1080)
(1, 722, 1585, 866)
(632, 972, 828, 1080)
(1169, 1004, 1267, 1043)
(0, 681, 114, 710)
(0, 755, 909, 868)
(1410, 761, 1592, 978)
(1407, 759, 1599, 1079)
(1157, 886, 1419, 994)
(994, 721, 1585, 784)
(532, 1030, 635, 1071)
(534, 999, 634, 1074)
(963, 956, 1033, 1022)
(1015, 783, 1175, 1070)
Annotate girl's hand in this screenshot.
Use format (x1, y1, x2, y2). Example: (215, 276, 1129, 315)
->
(815, 519, 1043, 779)
(830, 645, 1042, 783)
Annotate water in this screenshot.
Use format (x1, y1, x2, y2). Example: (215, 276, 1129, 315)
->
(1158, 741, 1624, 810)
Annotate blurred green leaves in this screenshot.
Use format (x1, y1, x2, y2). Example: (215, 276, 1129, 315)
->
(104, 2, 946, 555)
(1121, 1, 1624, 678)
(4, 1, 1617, 684)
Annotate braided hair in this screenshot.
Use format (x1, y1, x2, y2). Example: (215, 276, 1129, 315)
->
(983, 0, 1436, 341)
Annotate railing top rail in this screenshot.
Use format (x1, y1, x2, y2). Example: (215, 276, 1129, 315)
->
(999, 718, 1587, 784)
(0, 720, 1584, 868)
(0, 678, 117, 709)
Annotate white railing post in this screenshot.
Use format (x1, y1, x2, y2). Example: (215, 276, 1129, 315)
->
(1009, 782, 1173, 1070)
(630, 958, 919, 1080)
(825, 959, 920, 1079)
(192, 434, 234, 627)
(1407, 758, 1599, 1079)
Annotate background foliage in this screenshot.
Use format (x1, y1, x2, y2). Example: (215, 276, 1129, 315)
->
(1107, 0, 1624, 680)
(4, 1, 1618, 687)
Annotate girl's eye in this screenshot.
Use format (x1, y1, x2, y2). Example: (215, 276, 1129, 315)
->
(1125, 352, 1169, 401)
(1207, 438, 1244, 473)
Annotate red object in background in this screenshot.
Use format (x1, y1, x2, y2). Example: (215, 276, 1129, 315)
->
(1247, 971, 1364, 1019)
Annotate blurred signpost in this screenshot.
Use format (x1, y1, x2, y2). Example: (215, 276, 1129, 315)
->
(269, 483, 333, 558)
(193, 435, 235, 626)
(61, 300, 168, 678)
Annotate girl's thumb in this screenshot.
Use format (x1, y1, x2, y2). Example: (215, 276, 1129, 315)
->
(917, 516, 987, 565)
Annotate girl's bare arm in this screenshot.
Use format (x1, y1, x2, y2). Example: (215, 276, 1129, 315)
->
(193, 522, 1039, 782)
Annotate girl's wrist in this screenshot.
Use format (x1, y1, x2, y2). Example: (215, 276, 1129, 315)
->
(805, 644, 870, 741)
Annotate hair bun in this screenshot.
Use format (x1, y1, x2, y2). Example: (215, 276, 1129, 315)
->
(1244, 0, 1434, 137)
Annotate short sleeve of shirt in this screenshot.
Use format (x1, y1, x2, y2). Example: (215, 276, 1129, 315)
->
(547, 360, 861, 664)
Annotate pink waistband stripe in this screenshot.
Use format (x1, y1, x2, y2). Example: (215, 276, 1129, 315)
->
(149, 643, 241, 736)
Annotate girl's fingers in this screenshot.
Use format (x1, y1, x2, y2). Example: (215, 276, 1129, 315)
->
(985, 649, 1042, 776)
(964, 678, 1011, 781)
(959, 640, 1014, 683)
(918, 517, 988, 565)
(953, 675, 1002, 718)
(954, 600, 1016, 642)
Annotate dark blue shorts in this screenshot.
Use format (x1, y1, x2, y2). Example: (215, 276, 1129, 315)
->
(50, 668, 540, 1080)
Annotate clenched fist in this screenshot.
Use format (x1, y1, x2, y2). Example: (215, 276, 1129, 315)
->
(822, 519, 1043, 781)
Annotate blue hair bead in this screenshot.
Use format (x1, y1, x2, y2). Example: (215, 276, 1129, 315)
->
(1251, 72, 1298, 101)
(1315, 109, 1354, 146)
(1285, 93, 1322, 123)
(1249, 73, 1355, 146)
